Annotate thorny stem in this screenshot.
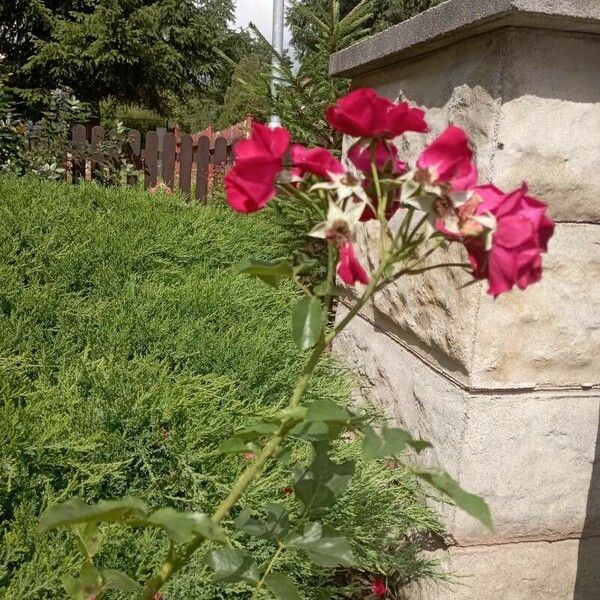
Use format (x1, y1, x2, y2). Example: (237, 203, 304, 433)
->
(138, 164, 440, 600)
(253, 542, 285, 597)
(138, 342, 326, 599)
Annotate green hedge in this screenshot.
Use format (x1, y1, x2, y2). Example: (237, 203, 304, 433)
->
(0, 178, 442, 599)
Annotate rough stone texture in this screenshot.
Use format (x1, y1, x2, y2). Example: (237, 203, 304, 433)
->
(355, 221, 600, 390)
(335, 309, 600, 546)
(352, 28, 600, 223)
(405, 537, 600, 600)
(329, 0, 600, 78)
(331, 2, 600, 596)
(470, 224, 600, 390)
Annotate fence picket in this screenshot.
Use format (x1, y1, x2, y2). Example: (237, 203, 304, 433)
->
(195, 135, 211, 203)
(128, 129, 142, 168)
(71, 124, 87, 182)
(90, 125, 105, 182)
(179, 134, 193, 197)
(213, 137, 228, 170)
(144, 131, 158, 189)
(162, 132, 176, 190)
(67, 122, 244, 193)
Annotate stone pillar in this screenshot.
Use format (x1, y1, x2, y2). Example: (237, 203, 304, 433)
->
(330, 1, 600, 598)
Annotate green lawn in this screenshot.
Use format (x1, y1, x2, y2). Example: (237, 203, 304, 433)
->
(0, 177, 441, 599)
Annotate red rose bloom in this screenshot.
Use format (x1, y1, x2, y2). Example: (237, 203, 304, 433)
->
(371, 577, 387, 597)
(326, 88, 428, 139)
(225, 123, 290, 213)
(291, 144, 344, 179)
(465, 184, 555, 297)
(348, 140, 407, 175)
(338, 243, 369, 286)
(417, 125, 478, 192)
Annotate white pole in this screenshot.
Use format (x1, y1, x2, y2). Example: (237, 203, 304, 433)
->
(269, 0, 285, 128)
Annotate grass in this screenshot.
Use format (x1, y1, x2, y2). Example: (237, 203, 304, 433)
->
(0, 177, 442, 599)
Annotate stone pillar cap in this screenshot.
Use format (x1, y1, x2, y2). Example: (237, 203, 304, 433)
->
(329, 0, 600, 78)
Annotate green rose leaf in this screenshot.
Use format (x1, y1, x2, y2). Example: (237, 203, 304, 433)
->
(148, 508, 226, 544)
(293, 441, 355, 516)
(218, 436, 254, 455)
(237, 258, 293, 287)
(40, 497, 148, 531)
(416, 470, 493, 531)
(286, 522, 355, 567)
(76, 522, 103, 557)
(313, 281, 346, 298)
(362, 425, 431, 460)
(61, 574, 85, 600)
(265, 572, 302, 599)
(217, 421, 279, 454)
(288, 420, 333, 441)
(79, 562, 103, 597)
(292, 297, 323, 351)
(205, 547, 259, 584)
(235, 503, 289, 541)
(101, 569, 141, 591)
(305, 398, 357, 425)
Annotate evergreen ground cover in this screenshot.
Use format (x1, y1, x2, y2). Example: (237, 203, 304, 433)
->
(0, 177, 442, 599)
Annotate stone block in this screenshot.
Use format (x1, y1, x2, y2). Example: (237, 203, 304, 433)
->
(335, 309, 600, 545)
(406, 537, 600, 600)
(353, 222, 600, 390)
(330, 0, 600, 596)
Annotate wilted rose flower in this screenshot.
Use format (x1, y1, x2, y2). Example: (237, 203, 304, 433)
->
(416, 125, 478, 192)
(465, 184, 555, 297)
(291, 145, 344, 179)
(326, 89, 428, 139)
(225, 123, 290, 213)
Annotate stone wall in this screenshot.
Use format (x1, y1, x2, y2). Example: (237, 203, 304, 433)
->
(330, 1, 600, 598)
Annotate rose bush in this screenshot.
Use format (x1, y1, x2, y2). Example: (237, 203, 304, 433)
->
(41, 88, 554, 600)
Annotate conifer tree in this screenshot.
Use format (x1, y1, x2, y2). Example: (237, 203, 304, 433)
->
(1, 0, 241, 117)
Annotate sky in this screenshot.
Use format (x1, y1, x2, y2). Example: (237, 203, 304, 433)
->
(234, 0, 292, 47)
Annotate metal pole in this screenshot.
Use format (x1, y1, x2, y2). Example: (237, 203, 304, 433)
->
(269, 0, 285, 128)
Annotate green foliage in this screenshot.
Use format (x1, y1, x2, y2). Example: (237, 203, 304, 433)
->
(362, 425, 432, 460)
(100, 102, 166, 136)
(215, 52, 271, 130)
(21, 87, 90, 178)
(1, 0, 244, 118)
(285, 522, 355, 567)
(0, 178, 443, 598)
(292, 442, 355, 516)
(415, 471, 493, 532)
(237, 258, 295, 288)
(287, 0, 444, 56)
(205, 548, 260, 584)
(292, 297, 323, 350)
(0, 74, 27, 174)
(221, 0, 374, 149)
(264, 572, 302, 599)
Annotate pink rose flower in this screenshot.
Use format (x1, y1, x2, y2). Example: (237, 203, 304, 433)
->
(417, 125, 478, 192)
(338, 243, 369, 286)
(326, 88, 428, 139)
(348, 140, 407, 175)
(225, 123, 290, 213)
(291, 144, 344, 179)
(465, 184, 555, 297)
(234, 122, 290, 162)
(371, 577, 387, 597)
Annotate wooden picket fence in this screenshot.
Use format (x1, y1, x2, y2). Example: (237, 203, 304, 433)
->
(70, 119, 251, 202)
